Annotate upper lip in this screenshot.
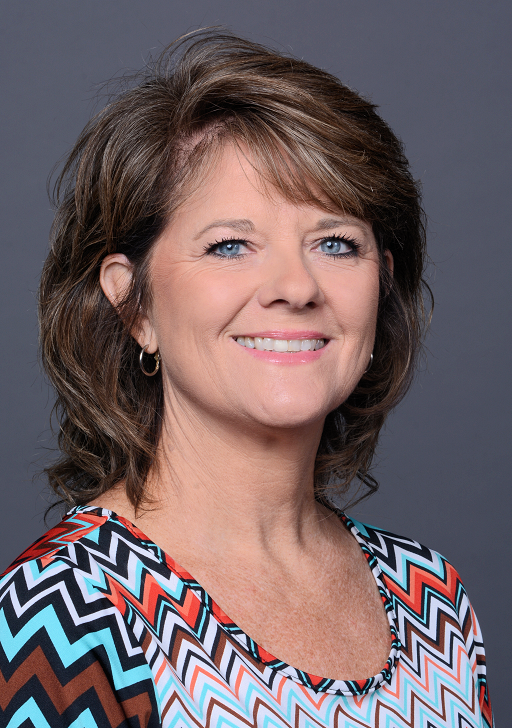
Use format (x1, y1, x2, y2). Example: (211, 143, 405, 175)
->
(234, 331, 329, 339)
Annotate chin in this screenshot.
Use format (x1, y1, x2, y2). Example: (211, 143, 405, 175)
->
(248, 399, 337, 431)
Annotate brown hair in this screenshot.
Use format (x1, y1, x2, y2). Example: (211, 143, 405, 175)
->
(39, 30, 430, 512)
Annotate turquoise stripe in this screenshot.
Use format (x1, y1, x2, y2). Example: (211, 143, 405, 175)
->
(7, 697, 52, 728)
(0, 604, 150, 691)
(68, 709, 101, 728)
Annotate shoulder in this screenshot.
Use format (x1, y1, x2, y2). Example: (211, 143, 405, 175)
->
(345, 514, 473, 624)
(0, 504, 160, 585)
(1, 507, 110, 578)
(345, 515, 457, 590)
(343, 514, 487, 663)
(345, 514, 493, 727)
(0, 506, 160, 727)
(0, 505, 157, 626)
(0, 507, 114, 625)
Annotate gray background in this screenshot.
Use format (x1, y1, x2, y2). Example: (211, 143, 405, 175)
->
(1, 0, 510, 721)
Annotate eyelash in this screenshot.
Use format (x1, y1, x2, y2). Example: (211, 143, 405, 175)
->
(203, 233, 361, 259)
(317, 233, 362, 258)
(203, 238, 248, 260)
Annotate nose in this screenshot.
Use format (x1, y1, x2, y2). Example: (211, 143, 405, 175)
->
(256, 247, 324, 310)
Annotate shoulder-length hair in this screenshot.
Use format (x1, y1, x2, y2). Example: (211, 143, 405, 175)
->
(39, 30, 430, 512)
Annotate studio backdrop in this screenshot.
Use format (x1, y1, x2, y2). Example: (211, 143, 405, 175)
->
(1, 1, 510, 721)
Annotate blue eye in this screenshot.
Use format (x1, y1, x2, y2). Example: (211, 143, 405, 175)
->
(318, 235, 360, 257)
(217, 241, 240, 258)
(319, 238, 349, 255)
(203, 238, 248, 259)
(210, 240, 244, 257)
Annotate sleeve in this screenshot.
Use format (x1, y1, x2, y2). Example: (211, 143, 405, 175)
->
(456, 581, 494, 728)
(0, 558, 161, 728)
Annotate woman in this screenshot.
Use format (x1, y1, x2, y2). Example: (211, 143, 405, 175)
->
(0, 31, 493, 727)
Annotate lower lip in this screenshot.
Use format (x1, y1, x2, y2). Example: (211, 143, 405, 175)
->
(234, 341, 327, 364)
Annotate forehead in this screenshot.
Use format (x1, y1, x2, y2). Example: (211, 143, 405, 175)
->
(173, 141, 359, 227)
(159, 150, 376, 252)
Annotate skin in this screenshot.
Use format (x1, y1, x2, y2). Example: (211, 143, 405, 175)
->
(94, 143, 394, 680)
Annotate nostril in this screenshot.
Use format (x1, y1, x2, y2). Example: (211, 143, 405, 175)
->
(267, 299, 318, 309)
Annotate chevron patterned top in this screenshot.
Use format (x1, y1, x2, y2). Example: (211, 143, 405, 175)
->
(0, 505, 493, 727)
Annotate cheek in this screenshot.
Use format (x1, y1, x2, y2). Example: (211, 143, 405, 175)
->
(150, 266, 251, 343)
(331, 268, 380, 336)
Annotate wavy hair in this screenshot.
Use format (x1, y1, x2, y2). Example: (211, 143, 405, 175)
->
(39, 30, 430, 512)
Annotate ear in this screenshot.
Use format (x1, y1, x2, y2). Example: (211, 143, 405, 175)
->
(100, 253, 158, 354)
(383, 249, 394, 276)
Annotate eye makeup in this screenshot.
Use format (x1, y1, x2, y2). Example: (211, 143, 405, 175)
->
(203, 232, 362, 260)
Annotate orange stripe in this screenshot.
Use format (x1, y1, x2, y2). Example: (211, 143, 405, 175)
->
(382, 561, 460, 613)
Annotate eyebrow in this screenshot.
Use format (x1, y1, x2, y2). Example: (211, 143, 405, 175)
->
(312, 217, 370, 234)
(193, 216, 369, 240)
(194, 218, 255, 239)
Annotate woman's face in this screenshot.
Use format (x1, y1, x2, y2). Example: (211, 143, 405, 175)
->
(133, 144, 387, 431)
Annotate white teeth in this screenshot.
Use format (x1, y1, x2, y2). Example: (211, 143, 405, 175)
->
(235, 336, 326, 352)
(263, 338, 274, 351)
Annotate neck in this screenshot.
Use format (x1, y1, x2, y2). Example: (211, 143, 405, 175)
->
(147, 402, 326, 559)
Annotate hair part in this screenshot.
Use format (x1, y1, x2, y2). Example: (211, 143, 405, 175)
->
(39, 29, 431, 514)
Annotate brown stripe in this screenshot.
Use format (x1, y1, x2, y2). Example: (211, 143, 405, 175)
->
(0, 645, 153, 727)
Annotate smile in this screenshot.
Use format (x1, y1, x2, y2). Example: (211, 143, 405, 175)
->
(234, 336, 327, 352)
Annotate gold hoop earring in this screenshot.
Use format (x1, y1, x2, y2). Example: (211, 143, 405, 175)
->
(364, 353, 374, 374)
(139, 345, 160, 376)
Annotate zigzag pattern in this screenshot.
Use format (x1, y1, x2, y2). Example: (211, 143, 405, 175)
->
(0, 506, 493, 727)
